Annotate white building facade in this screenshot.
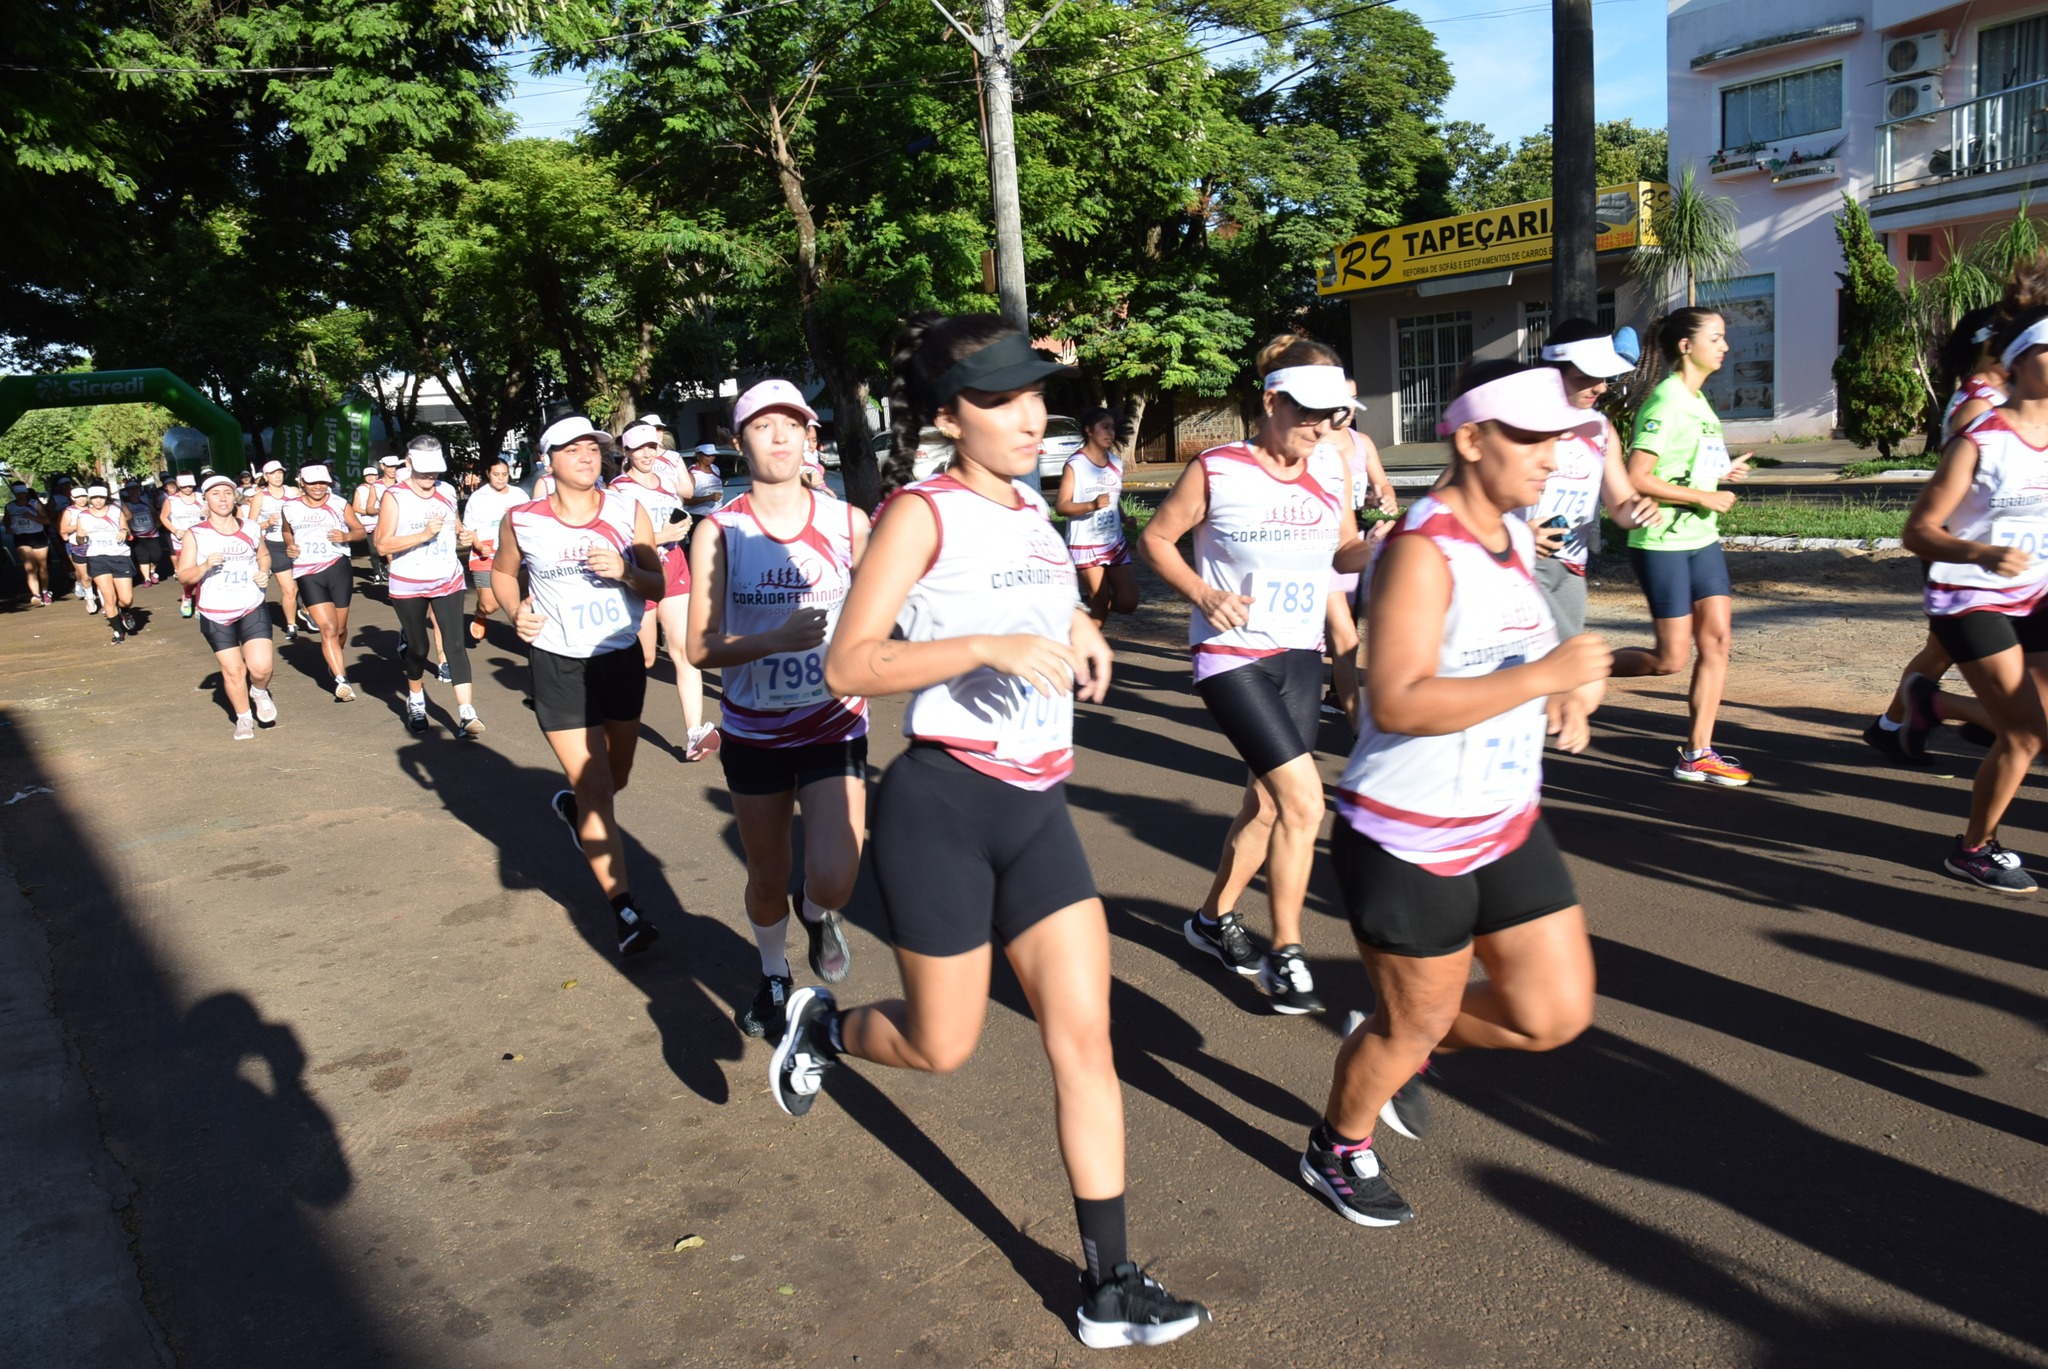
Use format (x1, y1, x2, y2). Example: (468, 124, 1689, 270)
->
(1671, 0, 2048, 441)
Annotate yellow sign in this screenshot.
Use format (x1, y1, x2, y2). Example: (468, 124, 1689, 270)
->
(1317, 181, 1670, 296)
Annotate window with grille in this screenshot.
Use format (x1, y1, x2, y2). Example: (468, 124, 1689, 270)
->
(1721, 62, 1842, 149)
(1396, 311, 1473, 444)
(1521, 292, 1618, 364)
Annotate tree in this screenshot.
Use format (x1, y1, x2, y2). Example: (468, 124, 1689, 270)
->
(1448, 120, 1668, 213)
(1632, 166, 1743, 308)
(1834, 194, 1927, 458)
(0, 409, 95, 483)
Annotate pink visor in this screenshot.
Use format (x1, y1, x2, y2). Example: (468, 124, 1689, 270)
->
(1437, 367, 1603, 439)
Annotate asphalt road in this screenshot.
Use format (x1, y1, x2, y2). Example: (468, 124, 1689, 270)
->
(3, 561, 2046, 1368)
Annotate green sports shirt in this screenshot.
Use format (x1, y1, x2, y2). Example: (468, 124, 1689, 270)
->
(1628, 376, 1731, 552)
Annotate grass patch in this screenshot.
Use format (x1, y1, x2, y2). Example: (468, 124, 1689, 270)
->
(1601, 497, 1905, 545)
(1840, 452, 1937, 478)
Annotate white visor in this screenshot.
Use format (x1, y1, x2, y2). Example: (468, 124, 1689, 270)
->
(1263, 365, 1362, 412)
(86, 485, 109, 498)
(299, 464, 335, 485)
(1540, 336, 1635, 379)
(2002, 318, 2048, 369)
(407, 448, 447, 474)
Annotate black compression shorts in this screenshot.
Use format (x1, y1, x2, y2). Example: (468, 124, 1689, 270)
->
(1333, 816, 1578, 958)
(870, 744, 1097, 957)
(85, 554, 133, 580)
(1928, 606, 2048, 663)
(1194, 648, 1324, 776)
(199, 606, 274, 653)
(295, 561, 353, 607)
(720, 735, 869, 796)
(529, 644, 646, 732)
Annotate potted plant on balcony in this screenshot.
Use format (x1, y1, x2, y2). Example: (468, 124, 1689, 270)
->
(1709, 142, 1765, 176)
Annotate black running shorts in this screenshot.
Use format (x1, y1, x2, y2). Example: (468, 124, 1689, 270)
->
(295, 560, 353, 608)
(85, 554, 133, 580)
(199, 606, 274, 653)
(264, 539, 291, 574)
(1193, 648, 1324, 776)
(529, 644, 647, 733)
(1333, 816, 1578, 958)
(870, 744, 1097, 957)
(1929, 606, 2048, 664)
(719, 735, 869, 797)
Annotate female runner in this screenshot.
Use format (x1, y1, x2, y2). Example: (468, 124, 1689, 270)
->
(1902, 281, 2048, 893)
(160, 474, 207, 617)
(771, 314, 1209, 1348)
(686, 379, 868, 1038)
(612, 423, 717, 761)
(1867, 306, 2005, 762)
(684, 445, 725, 520)
(492, 416, 667, 956)
(1054, 408, 1139, 624)
(248, 461, 301, 639)
(120, 479, 165, 587)
(374, 437, 484, 738)
(1609, 309, 1754, 786)
(63, 485, 137, 642)
(1304, 362, 1609, 1227)
(1324, 377, 1397, 723)
(1139, 334, 1373, 1015)
(279, 464, 368, 702)
(179, 474, 279, 740)
(1521, 320, 1662, 637)
(460, 456, 524, 643)
(7, 482, 51, 605)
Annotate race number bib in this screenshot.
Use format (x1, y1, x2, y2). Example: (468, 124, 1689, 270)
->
(1247, 573, 1324, 638)
(1693, 435, 1732, 486)
(562, 591, 631, 652)
(753, 649, 830, 710)
(993, 679, 1073, 762)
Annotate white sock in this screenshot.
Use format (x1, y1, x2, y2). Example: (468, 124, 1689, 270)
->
(1878, 716, 1903, 732)
(236, 712, 253, 722)
(250, 688, 271, 699)
(408, 688, 425, 706)
(800, 892, 832, 925)
(459, 703, 476, 719)
(751, 915, 791, 978)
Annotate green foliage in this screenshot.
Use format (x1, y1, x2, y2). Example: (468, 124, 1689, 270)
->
(1840, 453, 1936, 477)
(1448, 120, 1669, 212)
(1833, 195, 1928, 460)
(0, 409, 96, 481)
(1631, 167, 1743, 307)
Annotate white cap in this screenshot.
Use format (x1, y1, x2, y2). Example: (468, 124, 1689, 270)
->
(200, 475, 238, 495)
(540, 415, 606, 452)
(299, 464, 335, 485)
(261, 460, 285, 475)
(1540, 335, 1635, 379)
(1263, 365, 1364, 412)
(85, 485, 109, 498)
(733, 378, 818, 429)
(621, 423, 662, 451)
(175, 472, 197, 487)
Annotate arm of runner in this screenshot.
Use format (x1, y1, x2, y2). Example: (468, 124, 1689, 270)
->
(174, 530, 220, 588)
(1138, 459, 1252, 631)
(1368, 532, 1612, 736)
(1626, 448, 1736, 515)
(1331, 488, 1371, 575)
(335, 502, 368, 544)
(489, 514, 548, 641)
(1548, 679, 1605, 754)
(826, 488, 1081, 700)
(848, 505, 871, 567)
(581, 503, 663, 601)
(1052, 462, 1100, 519)
(683, 519, 824, 668)
(254, 537, 271, 588)
(1068, 606, 1113, 702)
(1600, 424, 1661, 529)
(1904, 433, 2028, 573)
(1947, 396, 1994, 441)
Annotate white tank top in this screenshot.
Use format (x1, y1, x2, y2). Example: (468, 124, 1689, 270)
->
(1063, 451, 1124, 553)
(510, 492, 645, 658)
(685, 467, 724, 514)
(281, 495, 353, 572)
(609, 470, 685, 536)
(191, 518, 266, 622)
(1188, 441, 1346, 680)
(162, 493, 206, 538)
(1943, 377, 2006, 434)
(897, 474, 1080, 790)
(249, 487, 291, 541)
(123, 496, 159, 536)
(383, 482, 466, 599)
(1337, 497, 1559, 874)
(711, 491, 867, 746)
(461, 483, 524, 567)
(1926, 409, 2048, 617)
(76, 508, 127, 557)
(6, 500, 42, 535)
(1515, 416, 1608, 576)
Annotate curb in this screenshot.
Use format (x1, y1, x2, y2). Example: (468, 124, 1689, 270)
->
(1723, 536, 1904, 551)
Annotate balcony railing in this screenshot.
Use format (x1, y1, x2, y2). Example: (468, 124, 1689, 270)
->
(1880, 76, 2048, 195)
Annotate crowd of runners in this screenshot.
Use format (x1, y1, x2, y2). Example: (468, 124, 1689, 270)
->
(8, 255, 2048, 1346)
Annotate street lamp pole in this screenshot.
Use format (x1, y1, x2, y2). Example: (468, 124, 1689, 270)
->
(927, 0, 1068, 332)
(1552, 0, 1598, 324)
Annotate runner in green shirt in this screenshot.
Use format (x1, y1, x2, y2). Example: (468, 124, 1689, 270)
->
(1611, 309, 1756, 786)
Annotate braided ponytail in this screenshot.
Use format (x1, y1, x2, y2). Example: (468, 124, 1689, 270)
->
(881, 311, 1019, 497)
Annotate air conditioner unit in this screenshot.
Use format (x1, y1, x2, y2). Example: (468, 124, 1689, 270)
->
(1886, 77, 1944, 121)
(1885, 31, 1949, 79)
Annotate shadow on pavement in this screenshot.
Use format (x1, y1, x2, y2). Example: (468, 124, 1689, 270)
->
(0, 707, 391, 1367)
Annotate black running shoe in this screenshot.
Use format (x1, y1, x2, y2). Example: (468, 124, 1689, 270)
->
(119, 608, 138, 633)
(1943, 835, 2037, 893)
(1959, 721, 1996, 749)
(1260, 944, 1324, 1015)
(1184, 912, 1260, 976)
(1861, 717, 1927, 767)
(802, 900, 852, 984)
(109, 624, 126, 644)
(770, 986, 838, 1117)
(616, 905, 660, 957)
(736, 973, 794, 1041)
(1900, 673, 1940, 761)
(1300, 1132, 1414, 1227)
(550, 789, 583, 853)
(1379, 1067, 1433, 1141)
(1075, 1263, 1211, 1349)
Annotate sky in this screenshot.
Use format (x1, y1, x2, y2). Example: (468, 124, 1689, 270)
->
(504, 0, 1667, 147)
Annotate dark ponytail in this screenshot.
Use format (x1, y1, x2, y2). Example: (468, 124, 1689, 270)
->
(1632, 306, 1723, 398)
(1942, 304, 2002, 397)
(882, 311, 1017, 496)
(1988, 251, 2048, 365)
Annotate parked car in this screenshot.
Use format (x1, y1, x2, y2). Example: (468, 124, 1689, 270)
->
(1037, 414, 1084, 482)
(871, 428, 955, 482)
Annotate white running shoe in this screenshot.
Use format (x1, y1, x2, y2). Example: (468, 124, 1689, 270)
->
(333, 679, 356, 703)
(684, 724, 722, 762)
(250, 689, 278, 726)
(232, 716, 256, 742)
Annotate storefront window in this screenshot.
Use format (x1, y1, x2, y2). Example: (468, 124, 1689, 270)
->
(1521, 292, 1618, 364)
(1396, 311, 1473, 444)
(1701, 275, 1775, 420)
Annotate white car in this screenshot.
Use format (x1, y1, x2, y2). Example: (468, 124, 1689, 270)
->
(1038, 415, 1083, 482)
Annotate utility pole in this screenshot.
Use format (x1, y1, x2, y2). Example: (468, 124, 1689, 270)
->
(928, 0, 1068, 332)
(1551, 0, 1597, 324)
